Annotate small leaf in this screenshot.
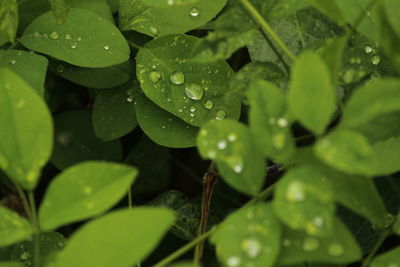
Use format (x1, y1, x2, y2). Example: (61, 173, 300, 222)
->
(136, 34, 240, 127)
(0, 69, 53, 190)
(0, 207, 32, 247)
(372, 137, 400, 175)
(370, 246, 400, 267)
(0, 0, 18, 43)
(92, 82, 138, 141)
(247, 80, 295, 163)
(211, 204, 282, 267)
(52, 110, 123, 170)
(135, 90, 198, 148)
(39, 161, 137, 230)
(0, 49, 48, 96)
(197, 120, 266, 196)
(288, 51, 336, 135)
(314, 129, 377, 175)
(20, 9, 130, 68)
(341, 79, 400, 128)
(277, 218, 362, 265)
(49, 0, 70, 24)
(119, 0, 227, 37)
(52, 208, 174, 267)
(273, 165, 335, 237)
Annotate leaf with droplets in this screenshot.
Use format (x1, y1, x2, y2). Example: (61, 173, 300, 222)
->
(20, 8, 130, 68)
(39, 161, 138, 230)
(135, 90, 198, 148)
(211, 204, 282, 267)
(136, 34, 241, 127)
(0, 207, 32, 247)
(247, 80, 295, 163)
(277, 218, 362, 265)
(288, 51, 336, 135)
(314, 129, 377, 175)
(341, 79, 400, 128)
(51, 110, 123, 170)
(0, 69, 53, 190)
(370, 246, 400, 267)
(273, 165, 335, 237)
(52, 208, 174, 267)
(119, 0, 227, 37)
(0, 0, 18, 43)
(92, 82, 138, 141)
(197, 120, 266, 196)
(0, 49, 48, 96)
(50, 60, 132, 89)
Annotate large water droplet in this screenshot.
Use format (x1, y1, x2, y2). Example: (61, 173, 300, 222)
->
(104, 45, 111, 50)
(217, 139, 227, 150)
(189, 106, 196, 112)
(227, 155, 244, 173)
(364, 45, 373, 53)
(328, 243, 343, 256)
(302, 237, 319, 251)
(20, 251, 31, 260)
(286, 181, 306, 202)
(149, 71, 161, 83)
(10, 59, 16, 64)
(241, 238, 261, 259)
(227, 133, 237, 142)
(204, 100, 213, 110)
(70, 42, 78, 49)
(126, 96, 134, 103)
(189, 7, 200, 17)
(65, 33, 72, 40)
(50, 31, 59, 39)
(226, 256, 241, 267)
(149, 26, 159, 37)
(185, 83, 203, 100)
(215, 110, 226, 120)
(371, 55, 380, 65)
(277, 118, 288, 127)
(170, 71, 185, 85)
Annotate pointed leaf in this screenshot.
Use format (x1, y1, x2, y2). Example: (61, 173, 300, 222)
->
(39, 161, 138, 230)
(0, 0, 18, 42)
(49, 0, 70, 24)
(0, 207, 32, 247)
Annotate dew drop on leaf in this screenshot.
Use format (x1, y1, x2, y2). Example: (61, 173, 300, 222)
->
(149, 26, 159, 37)
(217, 139, 227, 150)
(170, 71, 185, 85)
(215, 110, 226, 120)
(33, 32, 41, 38)
(10, 59, 16, 64)
(189, 106, 196, 112)
(50, 31, 59, 39)
(302, 237, 319, 251)
(65, 33, 72, 40)
(364, 45, 373, 53)
(226, 256, 241, 267)
(204, 100, 213, 110)
(103, 45, 111, 50)
(184, 83, 204, 100)
(277, 118, 288, 127)
(227, 133, 237, 142)
(327, 242, 343, 256)
(226, 155, 244, 173)
(149, 71, 161, 83)
(371, 55, 380, 65)
(70, 42, 78, 49)
(189, 7, 200, 17)
(241, 238, 261, 259)
(20, 251, 31, 260)
(286, 181, 306, 202)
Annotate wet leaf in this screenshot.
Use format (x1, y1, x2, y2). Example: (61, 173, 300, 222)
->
(0, 207, 32, 247)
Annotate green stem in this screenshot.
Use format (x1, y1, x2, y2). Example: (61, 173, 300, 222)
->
(239, 0, 297, 62)
(128, 187, 132, 209)
(361, 230, 389, 267)
(10, 179, 32, 221)
(153, 184, 275, 266)
(28, 191, 40, 267)
(260, 31, 291, 75)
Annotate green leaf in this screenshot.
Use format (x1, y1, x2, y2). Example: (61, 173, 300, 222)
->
(247, 80, 295, 163)
(0, 69, 53, 190)
(0, 0, 18, 43)
(197, 120, 265, 196)
(119, 0, 227, 37)
(211, 204, 282, 267)
(310, 0, 345, 24)
(136, 34, 240, 127)
(0, 207, 32, 247)
(372, 137, 400, 175)
(288, 51, 336, 135)
(273, 166, 335, 237)
(49, 0, 70, 24)
(276, 218, 362, 265)
(0, 49, 48, 96)
(314, 129, 377, 175)
(255, 0, 310, 21)
(378, 4, 400, 71)
(52, 208, 174, 267)
(356, 112, 400, 143)
(341, 79, 400, 128)
(70, 0, 113, 23)
(52, 110, 123, 170)
(92, 82, 137, 141)
(20, 8, 130, 68)
(39, 161, 137, 230)
(50, 60, 132, 89)
(135, 90, 198, 148)
(317, 36, 347, 84)
(370, 246, 400, 267)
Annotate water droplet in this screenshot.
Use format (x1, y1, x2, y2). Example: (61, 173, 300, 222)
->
(126, 89, 134, 96)
(127, 96, 134, 102)
(204, 100, 213, 110)
(50, 31, 59, 39)
(226, 155, 244, 173)
(215, 110, 226, 120)
(149, 26, 159, 37)
(65, 33, 72, 40)
(167, 0, 174, 5)
(77, 36, 82, 41)
(149, 71, 161, 83)
(207, 150, 217, 159)
(227, 133, 237, 142)
(33, 32, 41, 38)
(56, 64, 66, 73)
(277, 118, 288, 127)
(104, 45, 110, 50)
(241, 238, 261, 259)
(364, 45, 373, 53)
(189, 106, 196, 112)
(20, 252, 31, 260)
(70, 42, 78, 49)
(302, 237, 319, 251)
(286, 181, 306, 202)
(328, 243, 343, 256)
(217, 140, 227, 150)
(166, 97, 172, 102)
(226, 256, 241, 267)
(10, 59, 16, 64)
(185, 83, 203, 100)
(170, 71, 185, 85)
(57, 132, 71, 147)
(313, 216, 324, 227)
(371, 55, 380, 65)
(189, 7, 200, 17)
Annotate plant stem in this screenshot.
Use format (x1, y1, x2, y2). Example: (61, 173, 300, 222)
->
(28, 191, 41, 267)
(128, 187, 133, 209)
(10, 179, 33, 221)
(239, 0, 297, 62)
(260, 31, 291, 75)
(153, 184, 275, 266)
(361, 230, 389, 267)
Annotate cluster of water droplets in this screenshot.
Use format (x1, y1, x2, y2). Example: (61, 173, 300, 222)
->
(126, 88, 134, 103)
